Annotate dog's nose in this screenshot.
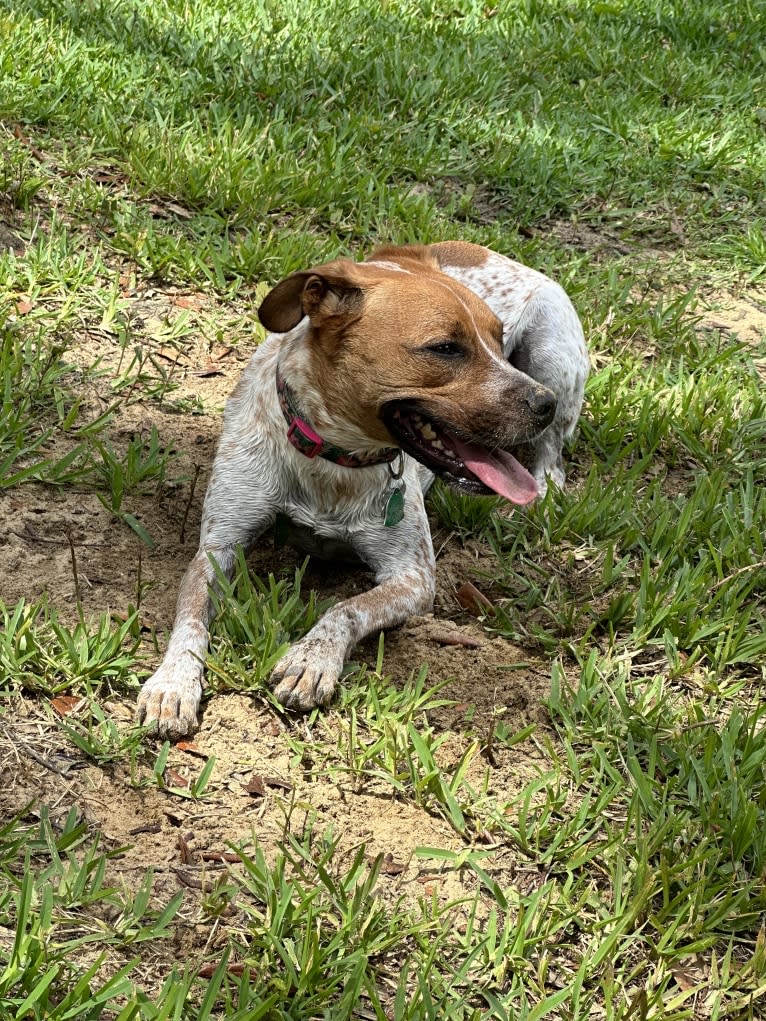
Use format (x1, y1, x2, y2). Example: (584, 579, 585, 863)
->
(526, 387, 557, 425)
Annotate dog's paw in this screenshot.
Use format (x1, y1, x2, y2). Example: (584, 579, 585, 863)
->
(136, 663, 202, 741)
(531, 439, 566, 495)
(270, 639, 344, 710)
(531, 455, 565, 495)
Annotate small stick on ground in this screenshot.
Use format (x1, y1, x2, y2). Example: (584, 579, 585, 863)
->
(180, 463, 201, 544)
(66, 527, 82, 608)
(134, 548, 143, 609)
(429, 631, 483, 649)
(17, 741, 73, 777)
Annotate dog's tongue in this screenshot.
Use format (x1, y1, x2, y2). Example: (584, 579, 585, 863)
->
(450, 436, 538, 505)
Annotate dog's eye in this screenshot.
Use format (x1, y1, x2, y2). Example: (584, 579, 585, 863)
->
(424, 341, 466, 358)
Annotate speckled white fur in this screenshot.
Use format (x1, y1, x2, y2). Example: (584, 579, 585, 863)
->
(137, 244, 588, 739)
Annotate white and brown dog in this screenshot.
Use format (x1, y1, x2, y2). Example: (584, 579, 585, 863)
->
(137, 242, 588, 738)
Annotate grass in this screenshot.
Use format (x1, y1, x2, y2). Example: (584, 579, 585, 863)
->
(1, 0, 765, 1017)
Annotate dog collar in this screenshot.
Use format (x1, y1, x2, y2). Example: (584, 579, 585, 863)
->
(275, 368, 399, 468)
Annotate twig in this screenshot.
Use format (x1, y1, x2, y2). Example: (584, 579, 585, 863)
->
(428, 631, 483, 649)
(17, 742, 73, 777)
(180, 463, 201, 544)
(66, 527, 82, 607)
(128, 822, 162, 836)
(710, 558, 766, 591)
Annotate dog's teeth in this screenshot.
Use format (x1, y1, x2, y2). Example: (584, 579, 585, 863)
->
(432, 439, 444, 450)
(421, 423, 437, 440)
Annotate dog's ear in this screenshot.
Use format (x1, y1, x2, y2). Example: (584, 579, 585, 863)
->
(258, 261, 364, 334)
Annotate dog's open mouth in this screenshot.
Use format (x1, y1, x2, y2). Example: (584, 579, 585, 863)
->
(382, 402, 538, 505)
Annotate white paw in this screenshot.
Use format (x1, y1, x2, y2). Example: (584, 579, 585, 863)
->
(270, 638, 345, 710)
(136, 660, 203, 740)
(533, 458, 565, 495)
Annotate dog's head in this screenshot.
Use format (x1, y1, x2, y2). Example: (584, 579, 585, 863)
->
(258, 246, 555, 504)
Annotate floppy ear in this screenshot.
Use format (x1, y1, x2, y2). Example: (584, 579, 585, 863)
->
(258, 260, 365, 334)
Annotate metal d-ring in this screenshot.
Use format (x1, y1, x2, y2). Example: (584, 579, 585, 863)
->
(387, 451, 405, 481)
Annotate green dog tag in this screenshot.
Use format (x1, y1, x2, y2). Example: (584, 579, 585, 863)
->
(383, 486, 405, 527)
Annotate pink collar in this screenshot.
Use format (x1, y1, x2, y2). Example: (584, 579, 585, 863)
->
(275, 368, 399, 468)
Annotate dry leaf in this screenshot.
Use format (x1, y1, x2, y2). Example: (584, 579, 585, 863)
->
(198, 961, 247, 979)
(50, 695, 82, 717)
(456, 580, 494, 616)
(165, 768, 189, 788)
(175, 741, 207, 759)
(177, 833, 195, 864)
(15, 299, 33, 315)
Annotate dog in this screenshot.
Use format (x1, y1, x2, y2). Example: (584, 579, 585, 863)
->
(137, 242, 588, 738)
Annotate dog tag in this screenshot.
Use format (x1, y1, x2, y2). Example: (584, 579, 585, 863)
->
(383, 484, 405, 527)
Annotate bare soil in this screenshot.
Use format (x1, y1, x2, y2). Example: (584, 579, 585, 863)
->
(702, 289, 766, 379)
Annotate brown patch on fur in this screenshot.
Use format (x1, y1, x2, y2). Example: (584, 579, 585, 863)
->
(429, 241, 491, 269)
(366, 243, 440, 272)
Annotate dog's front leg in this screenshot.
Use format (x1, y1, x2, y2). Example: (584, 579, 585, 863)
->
(272, 534, 435, 710)
(272, 566, 435, 709)
(136, 544, 239, 740)
(138, 452, 276, 739)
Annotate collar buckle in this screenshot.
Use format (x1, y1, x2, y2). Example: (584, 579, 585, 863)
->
(286, 418, 324, 459)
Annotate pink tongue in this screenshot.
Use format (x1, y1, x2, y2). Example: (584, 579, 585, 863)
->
(449, 436, 538, 505)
